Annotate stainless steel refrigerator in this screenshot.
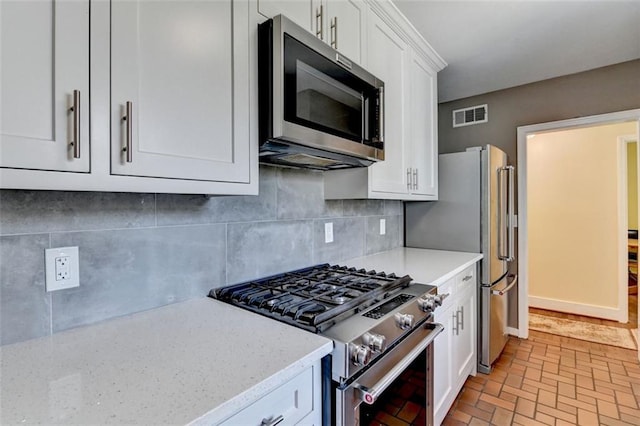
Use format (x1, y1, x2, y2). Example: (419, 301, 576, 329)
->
(405, 145, 517, 373)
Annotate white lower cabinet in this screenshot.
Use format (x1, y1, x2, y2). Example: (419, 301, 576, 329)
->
(220, 363, 322, 426)
(433, 265, 478, 426)
(433, 302, 454, 422)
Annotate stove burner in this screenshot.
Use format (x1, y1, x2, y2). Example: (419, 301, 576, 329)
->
(209, 263, 413, 332)
(294, 302, 327, 321)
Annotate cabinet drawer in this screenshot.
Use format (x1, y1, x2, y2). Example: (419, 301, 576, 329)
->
(456, 265, 476, 291)
(220, 367, 314, 426)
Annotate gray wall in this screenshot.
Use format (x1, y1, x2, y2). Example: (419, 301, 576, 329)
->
(437, 59, 640, 327)
(0, 166, 403, 345)
(438, 59, 640, 162)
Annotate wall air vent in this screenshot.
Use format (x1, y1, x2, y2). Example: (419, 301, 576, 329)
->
(452, 104, 488, 128)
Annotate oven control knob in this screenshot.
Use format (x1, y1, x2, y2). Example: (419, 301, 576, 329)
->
(362, 332, 386, 352)
(418, 294, 449, 312)
(417, 296, 436, 312)
(394, 312, 414, 329)
(351, 344, 372, 367)
(433, 293, 449, 306)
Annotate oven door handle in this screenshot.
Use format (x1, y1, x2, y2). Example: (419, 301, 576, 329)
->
(355, 322, 444, 405)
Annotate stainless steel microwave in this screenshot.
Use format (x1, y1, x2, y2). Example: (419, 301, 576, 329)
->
(258, 15, 385, 171)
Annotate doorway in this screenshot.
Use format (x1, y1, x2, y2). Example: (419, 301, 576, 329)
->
(515, 109, 640, 350)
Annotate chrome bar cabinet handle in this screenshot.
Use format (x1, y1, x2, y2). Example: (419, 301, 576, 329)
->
(261, 414, 284, 426)
(413, 169, 418, 190)
(122, 101, 133, 163)
(407, 168, 412, 190)
(316, 5, 324, 40)
(69, 90, 81, 158)
(330, 17, 337, 49)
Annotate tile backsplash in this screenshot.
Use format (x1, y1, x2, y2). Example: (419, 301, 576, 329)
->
(0, 166, 403, 345)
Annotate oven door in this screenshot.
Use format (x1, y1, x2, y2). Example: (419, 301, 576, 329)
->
(335, 322, 443, 426)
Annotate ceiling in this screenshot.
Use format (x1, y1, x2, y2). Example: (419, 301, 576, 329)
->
(393, 0, 640, 103)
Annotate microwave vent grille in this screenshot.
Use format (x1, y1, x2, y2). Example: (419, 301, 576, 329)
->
(452, 104, 488, 128)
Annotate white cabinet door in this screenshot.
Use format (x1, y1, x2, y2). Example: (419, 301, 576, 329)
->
(324, 0, 366, 63)
(258, 0, 313, 32)
(367, 11, 410, 195)
(454, 287, 476, 385)
(110, 0, 250, 183)
(408, 51, 438, 197)
(433, 305, 454, 426)
(1, 0, 89, 173)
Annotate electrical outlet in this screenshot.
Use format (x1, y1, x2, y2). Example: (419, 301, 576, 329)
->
(46, 247, 80, 291)
(55, 256, 71, 281)
(325, 222, 334, 243)
(379, 219, 386, 235)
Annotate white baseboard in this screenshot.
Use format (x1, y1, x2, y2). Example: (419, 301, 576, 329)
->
(506, 327, 520, 337)
(529, 295, 623, 322)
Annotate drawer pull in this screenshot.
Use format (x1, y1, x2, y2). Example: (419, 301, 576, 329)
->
(261, 414, 284, 426)
(462, 275, 473, 282)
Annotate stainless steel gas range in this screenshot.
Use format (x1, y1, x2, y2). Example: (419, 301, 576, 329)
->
(209, 264, 445, 426)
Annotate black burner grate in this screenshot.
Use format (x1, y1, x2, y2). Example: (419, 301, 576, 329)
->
(209, 264, 412, 332)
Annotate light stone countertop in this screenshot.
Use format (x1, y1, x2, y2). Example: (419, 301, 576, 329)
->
(346, 247, 483, 286)
(0, 298, 333, 425)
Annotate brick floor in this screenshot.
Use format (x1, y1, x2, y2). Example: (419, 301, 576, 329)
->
(443, 331, 640, 425)
(363, 296, 640, 425)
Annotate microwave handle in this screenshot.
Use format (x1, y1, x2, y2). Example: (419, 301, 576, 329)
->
(378, 86, 384, 143)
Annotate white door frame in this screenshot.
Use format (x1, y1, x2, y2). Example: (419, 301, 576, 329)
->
(516, 109, 640, 339)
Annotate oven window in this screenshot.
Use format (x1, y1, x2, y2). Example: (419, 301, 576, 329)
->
(359, 351, 428, 425)
(283, 34, 377, 144)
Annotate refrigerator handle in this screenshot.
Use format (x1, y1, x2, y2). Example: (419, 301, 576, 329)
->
(491, 274, 518, 296)
(497, 167, 509, 260)
(507, 165, 515, 261)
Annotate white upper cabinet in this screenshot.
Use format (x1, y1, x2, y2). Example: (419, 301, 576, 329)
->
(320, 0, 367, 63)
(367, 10, 410, 195)
(0, 0, 257, 194)
(1, 0, 90, 173)
(258, 0, 365, 64)
(110, 0, 250, 183)
(258, 0, 313, 32)
(324, 1, 445, 201)
(408, 51, 438, 197)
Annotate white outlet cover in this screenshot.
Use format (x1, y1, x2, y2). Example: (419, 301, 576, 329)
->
(324, 222, 334, 243)
(45, 246, 80, 291)
(379, 219, 386, 235)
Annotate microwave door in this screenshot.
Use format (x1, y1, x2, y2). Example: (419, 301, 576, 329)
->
(292, 60, 364, 141)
